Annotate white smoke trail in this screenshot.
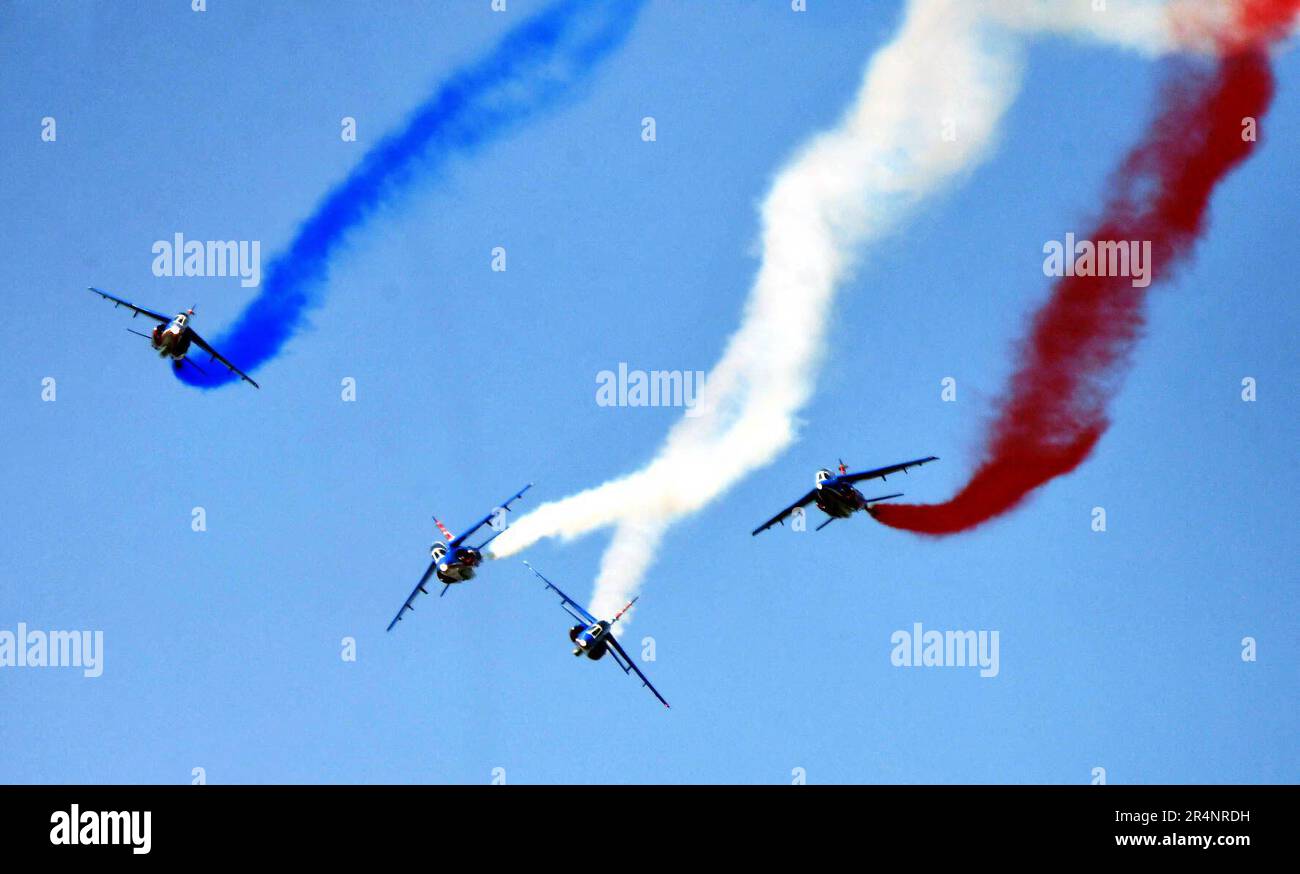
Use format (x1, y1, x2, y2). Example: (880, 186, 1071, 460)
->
(491, 0, 1182, 620)
(985, 0, 1226, 55)
(984, 0, 1178, 54)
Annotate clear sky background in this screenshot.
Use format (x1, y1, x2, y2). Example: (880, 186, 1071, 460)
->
(1, 1, 1295, 784)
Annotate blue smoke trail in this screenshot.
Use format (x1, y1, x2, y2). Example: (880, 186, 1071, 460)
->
(178, 0, 644, 388)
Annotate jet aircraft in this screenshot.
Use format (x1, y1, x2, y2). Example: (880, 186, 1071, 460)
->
(87, 287, 260, 387)
(386, 484, 532, 631)
(525, 562, 669, 709)
(751, 456, 938, 535)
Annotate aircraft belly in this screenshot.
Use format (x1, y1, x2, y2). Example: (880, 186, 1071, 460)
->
(436, 566, 471, 584)
(816, 495, 854, 517)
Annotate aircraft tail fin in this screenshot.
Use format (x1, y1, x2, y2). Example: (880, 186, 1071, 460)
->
(612, 596, 639, 623)
(433, 517, 456, 542)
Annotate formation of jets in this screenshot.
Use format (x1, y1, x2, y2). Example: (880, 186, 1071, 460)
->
(380, 457, 938, 709)
(85, 286, 938, 710)
(381, 485, 670, 707)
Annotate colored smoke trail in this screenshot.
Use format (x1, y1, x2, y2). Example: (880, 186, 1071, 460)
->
(492, 0, 1037, 619)
(176, 0, 644, 389)
(874, 0, 1299, 535)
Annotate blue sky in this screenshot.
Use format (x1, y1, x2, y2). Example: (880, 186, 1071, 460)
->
(1, 1, 1296, 784)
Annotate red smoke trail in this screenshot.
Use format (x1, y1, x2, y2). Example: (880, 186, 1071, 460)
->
(874, 1, 1298, 536)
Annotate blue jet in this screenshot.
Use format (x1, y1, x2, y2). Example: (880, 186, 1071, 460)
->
(525, 562, 669, 709)
(751, 456, 938, 535)
(386, 484, 532, 631)
(87, 287, 259, 387)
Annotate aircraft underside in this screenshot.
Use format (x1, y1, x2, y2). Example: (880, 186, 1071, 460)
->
(815, 489, 860, 519)
(436, 565, 475, 584)
(153, 331, 188, 359)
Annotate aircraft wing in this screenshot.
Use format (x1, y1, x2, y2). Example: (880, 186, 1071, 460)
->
(751, 489, 818, 536)
(607, 635, 670, 709)
(187, 330, 260, 388)
(840, 455, 938, 485)
(450, 483, 532, 549)
(525, 562, 597, 626)
(386, 561, 439, 632)
(87, 287, 170, 323)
